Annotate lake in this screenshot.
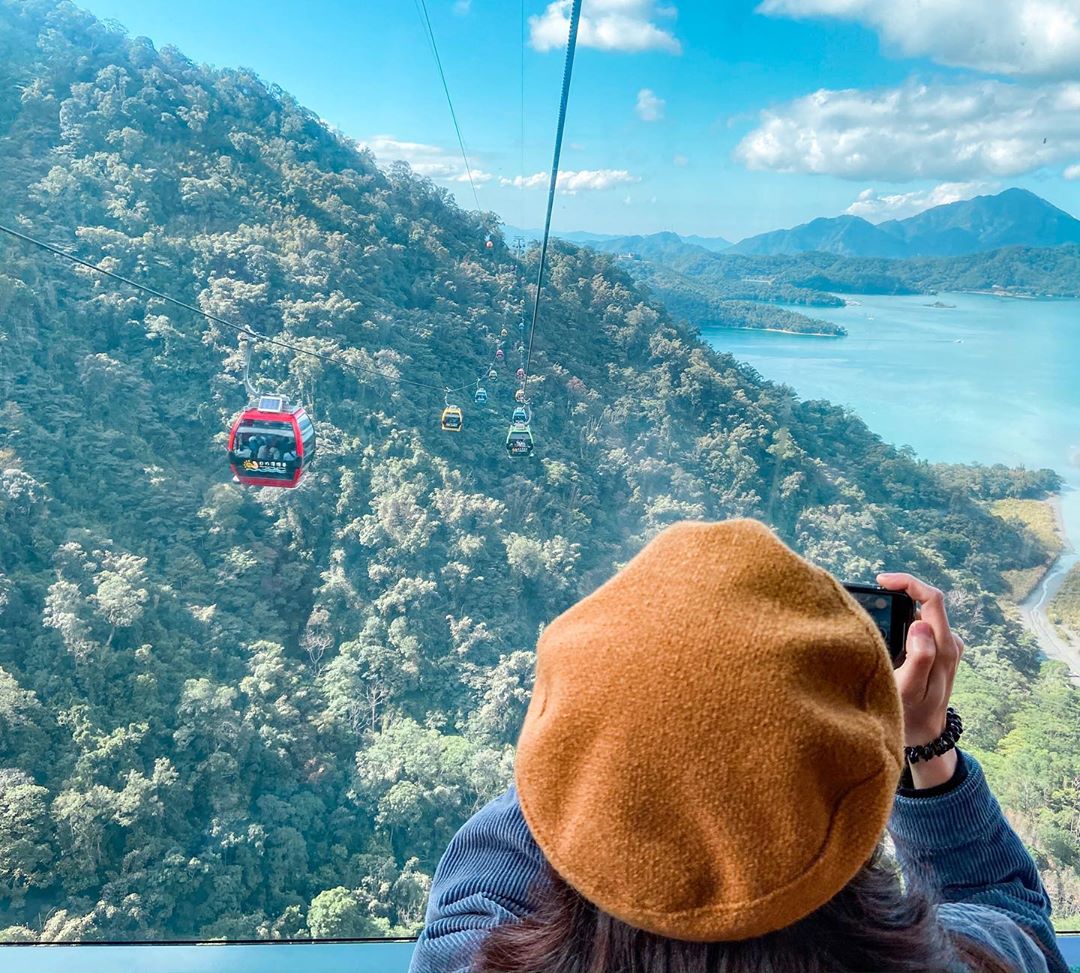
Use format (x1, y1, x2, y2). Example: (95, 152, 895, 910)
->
(700, 293, 1080, 548)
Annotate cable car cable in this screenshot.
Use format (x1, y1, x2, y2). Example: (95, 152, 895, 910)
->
(522, 0, 582, 398)
(520, 0, 526, 231)
(2, 4, 583, 431)
(0, 221, 484, 395)
(413, 0, 482, 214)
(412, 0, 514, 399)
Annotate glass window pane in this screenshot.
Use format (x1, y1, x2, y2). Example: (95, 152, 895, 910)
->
(4, 0, 1078, 956)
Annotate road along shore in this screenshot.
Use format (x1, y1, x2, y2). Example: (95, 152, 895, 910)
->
(1017, 493, 1080, 686)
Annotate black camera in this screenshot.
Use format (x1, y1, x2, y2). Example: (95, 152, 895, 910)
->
(842, 583, 915, 667)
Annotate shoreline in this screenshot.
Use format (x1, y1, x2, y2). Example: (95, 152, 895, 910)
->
(753, 327, 844, 337)
(1017, 493, 1080, 685)
(965, 289, 1040, 300)
(711, 325, 846, 338)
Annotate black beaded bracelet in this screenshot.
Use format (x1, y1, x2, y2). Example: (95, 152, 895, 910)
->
(904, 707, 963, 764)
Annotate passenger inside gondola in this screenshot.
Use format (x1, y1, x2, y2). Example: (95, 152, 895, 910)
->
(232, 421, 298, 475)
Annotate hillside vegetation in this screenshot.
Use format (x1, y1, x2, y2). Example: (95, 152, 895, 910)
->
(1, 0, 1079, 942)
(989, 499, 1065, 602)
(1049, 566, 1080, 643)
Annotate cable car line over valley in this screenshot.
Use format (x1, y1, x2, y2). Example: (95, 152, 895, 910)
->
(0, 0, 584, 483)
(412, 0, 483, 214)
(0, 221, 476, 396)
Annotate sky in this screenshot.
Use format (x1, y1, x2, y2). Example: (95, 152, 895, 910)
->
(73, 0, 1080, 241)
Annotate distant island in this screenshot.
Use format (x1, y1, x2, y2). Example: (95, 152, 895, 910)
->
(925, 300, 957, 308)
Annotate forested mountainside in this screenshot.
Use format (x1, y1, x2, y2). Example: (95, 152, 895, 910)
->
(1, 0, 1079, 942)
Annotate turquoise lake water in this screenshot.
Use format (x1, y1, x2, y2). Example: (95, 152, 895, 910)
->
(700, 292, 1080, 547)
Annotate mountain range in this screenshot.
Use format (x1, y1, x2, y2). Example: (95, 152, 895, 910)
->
(502, 224, 732, 253)
(727, 189, 1080, 258)
(520, 189, 1080, 263)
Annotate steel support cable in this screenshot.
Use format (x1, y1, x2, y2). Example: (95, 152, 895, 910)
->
(520, 0, 527, 232)
(0, 222, 483, 395)
(519, 0, 528, 350)
(522, 0, 582, 399)
(415, 0, 483, 214)
(411, 0, 504, 403)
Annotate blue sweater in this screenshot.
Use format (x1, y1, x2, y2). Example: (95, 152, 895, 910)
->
(411, 751, 1068, 973)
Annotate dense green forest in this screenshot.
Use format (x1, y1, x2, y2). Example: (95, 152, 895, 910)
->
(1, 0, 1079, 944)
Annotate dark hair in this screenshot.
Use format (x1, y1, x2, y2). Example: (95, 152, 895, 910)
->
(474, 842, 1020, 973)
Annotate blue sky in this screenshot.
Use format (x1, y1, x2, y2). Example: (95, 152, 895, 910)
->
(75, 0, 1080, 240)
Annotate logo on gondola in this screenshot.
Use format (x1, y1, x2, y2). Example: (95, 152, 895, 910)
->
(241, 460, 290, 472)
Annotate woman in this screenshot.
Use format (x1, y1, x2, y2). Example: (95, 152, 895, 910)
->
(411, 520, 1068, 973)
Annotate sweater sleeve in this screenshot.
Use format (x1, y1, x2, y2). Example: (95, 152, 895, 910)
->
(409, 786, 547, 973)
(888, 750, 1067, 973)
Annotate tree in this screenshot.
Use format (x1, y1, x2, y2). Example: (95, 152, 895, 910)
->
(307, 885, 389, 939)
(91, 554, 148, 643)
(0, 770, 53, 903)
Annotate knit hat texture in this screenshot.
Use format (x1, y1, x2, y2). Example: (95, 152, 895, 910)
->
(514, 519, 904, 942)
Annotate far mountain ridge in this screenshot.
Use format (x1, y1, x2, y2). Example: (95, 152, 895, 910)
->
(502, 224, 731, 252)
(727, 215, 908, 259)
(587, 231, 717, 262)
(727, 188, 1080, 258)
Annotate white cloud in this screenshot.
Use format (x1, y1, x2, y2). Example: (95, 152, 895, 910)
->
(501, 173, 549, 189)
(635, 88, 665, 121)
(500, 169, 639, 193)
(673, 153, 689, 166)
(1066, 163, 1080, 180)
(358, 135, 493, 184)
(453, 169, 494, 184)
(756, 0, 1080, 77)
(530, 0, 682, 54)
(844, 182, 997, 220)
(734, 79, 1080, 180)
(453, 0, 472, 13)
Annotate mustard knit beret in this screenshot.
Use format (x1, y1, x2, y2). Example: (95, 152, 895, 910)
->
(514, 519, 904, 942)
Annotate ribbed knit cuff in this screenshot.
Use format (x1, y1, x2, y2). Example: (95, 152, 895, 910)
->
(897, 748, 969, 797)
(888, 750, 1000, 850)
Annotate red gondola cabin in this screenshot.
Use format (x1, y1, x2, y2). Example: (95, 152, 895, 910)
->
(228, 395, 315, 488)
